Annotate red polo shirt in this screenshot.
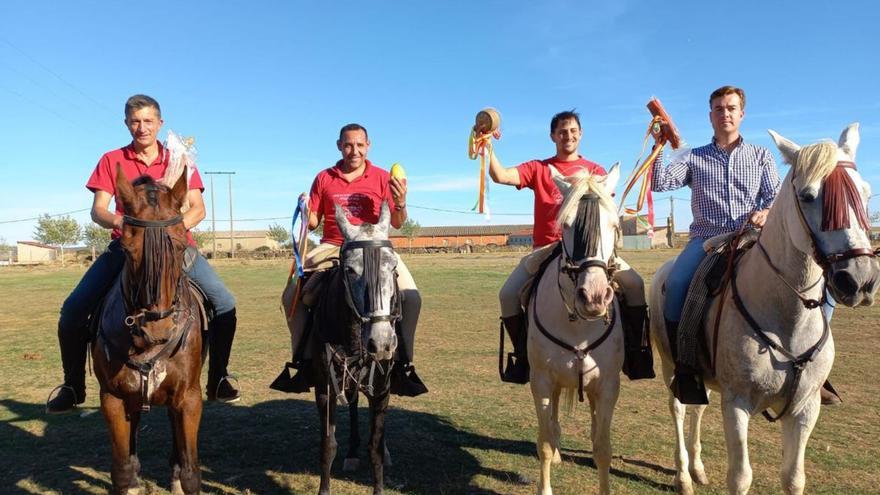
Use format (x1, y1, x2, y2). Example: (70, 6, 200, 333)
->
(86, 143, 205, 246)
(308, 160, 400, 246)
(516, 156, 607, 248)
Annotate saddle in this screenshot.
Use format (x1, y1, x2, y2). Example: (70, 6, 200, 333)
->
(674, 229, 760, 374)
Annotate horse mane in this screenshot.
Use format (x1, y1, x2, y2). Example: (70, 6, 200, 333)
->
(793, 141, 838, 186)
(556, 170, 617, 228)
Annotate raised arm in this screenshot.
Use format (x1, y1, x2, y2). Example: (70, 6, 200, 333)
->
(650, 146, 691, 192)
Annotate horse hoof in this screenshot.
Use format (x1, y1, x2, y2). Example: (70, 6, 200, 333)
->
(690, 467, 709, 485)
(674, 476, 694, 495)
(126, 488, 143, 495)
(343, 458, 360, 471)
(552, 449, 562, 465)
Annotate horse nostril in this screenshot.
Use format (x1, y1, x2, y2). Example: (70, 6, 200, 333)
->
(832, 270, 859, 296)
(367, 339, 379, 354)
(577, 288, 588, 303)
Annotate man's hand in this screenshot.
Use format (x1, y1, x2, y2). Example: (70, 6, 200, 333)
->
(749, 208, 770, 227)
(652, 119, 668, 144)
(390, 176, 407, 208)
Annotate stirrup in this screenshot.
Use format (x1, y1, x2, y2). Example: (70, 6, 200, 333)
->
(269, 362, 312, 394)
(46, 385, 82, 414)
(391, 364, 428, 397)
(501, 354, 530, 384)
(210, 375, 241, 403)
(671, 373, 708, 405)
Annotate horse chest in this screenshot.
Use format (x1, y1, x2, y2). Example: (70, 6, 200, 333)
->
(109, 361, 169, 401)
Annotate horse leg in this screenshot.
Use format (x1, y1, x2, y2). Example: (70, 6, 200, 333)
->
(530, 375, 555, 495)
(168, 407, 183, 495)
(343, 394, 360, 471)
(589, 376, 620, 495)
(169, 388, 203, 495)
(316, 386, 337, 495)
(129, 411, 142, 491)
(100, 392, 140, 495)
(779, 393, 820, 495)
(663, 363, 694, 495)
(687, 398, 710, 485)
(549, 386, 562, 465)
(367, 392, 390, 495)
(721, 395, 752, 495)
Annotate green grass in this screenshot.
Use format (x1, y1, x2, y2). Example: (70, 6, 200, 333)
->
(1, 251, 878, 494)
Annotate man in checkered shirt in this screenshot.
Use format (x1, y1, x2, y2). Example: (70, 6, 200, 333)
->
(651, 85, 781, 404)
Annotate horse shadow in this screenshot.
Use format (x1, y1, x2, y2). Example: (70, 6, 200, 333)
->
(1, 396, 675, 494)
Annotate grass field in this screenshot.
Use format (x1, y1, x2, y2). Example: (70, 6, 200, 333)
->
(1, 250, 879, 494)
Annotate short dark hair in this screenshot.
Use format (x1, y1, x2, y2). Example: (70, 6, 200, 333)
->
(338, 123, 369, 141)
(125, 94, 161, 119)
(709, 86, 746, 110)
(550, 110, 581, 133)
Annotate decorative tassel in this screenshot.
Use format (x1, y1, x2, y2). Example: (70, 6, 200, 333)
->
(822, 165, 869, 231)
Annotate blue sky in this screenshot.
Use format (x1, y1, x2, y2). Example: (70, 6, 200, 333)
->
(2, 1, 879, 243)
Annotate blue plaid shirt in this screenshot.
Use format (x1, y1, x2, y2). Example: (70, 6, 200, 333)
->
(651, 138, 781, 239)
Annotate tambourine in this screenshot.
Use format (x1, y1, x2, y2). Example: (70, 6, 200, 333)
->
(474, 108, 501, 134)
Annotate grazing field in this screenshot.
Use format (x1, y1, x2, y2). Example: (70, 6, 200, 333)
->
(1, 250, 879, 494)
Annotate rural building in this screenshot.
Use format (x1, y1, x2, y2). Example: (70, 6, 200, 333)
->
(16, 241, 57, 264)
(389, 224, 532, 251)
(619, 214, 672, 249)
(203, 230, 281, 253)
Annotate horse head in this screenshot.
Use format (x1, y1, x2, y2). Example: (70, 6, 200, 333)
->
(335, 202, 399, 361)
(115, 164, 189, 346)
(551, 163, 621, 318)
(769, 123, 879, 307)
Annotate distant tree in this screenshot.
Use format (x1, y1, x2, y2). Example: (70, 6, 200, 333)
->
(267, 223, 290, 248)
(0, 237, 12, 263)
(399, 218, 421, 250)
(33, 214, 81, 266)
(82, 223, 110, 261)
(191, 229, 213, 250)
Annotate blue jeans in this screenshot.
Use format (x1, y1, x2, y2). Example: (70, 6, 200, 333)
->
(664, 238, 708, 323)
(664, 237, 836, 324)
(58, 240, 236, 341)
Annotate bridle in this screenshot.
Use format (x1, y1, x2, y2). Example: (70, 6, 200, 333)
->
(755, 161, 876, 308)
(120, 214, 186, 346)
(557, 193, 618, 321)
(340, 240, 402, 327)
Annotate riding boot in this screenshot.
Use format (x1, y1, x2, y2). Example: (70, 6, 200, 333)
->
(500, 313, 530, 384)
(391, 291, 428, 397)
(46, 322, 88, 414)
(207, 309, 241, 402)
(621, 304, 656, 380)
(665, 319, 708, 405)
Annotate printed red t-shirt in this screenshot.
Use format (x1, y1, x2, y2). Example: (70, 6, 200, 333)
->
(309, 160, 400, 246)
(516, 156, 607, 247)
(86, 143, 205, 246)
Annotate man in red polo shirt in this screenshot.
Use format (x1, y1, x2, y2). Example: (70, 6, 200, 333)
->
(275, 123, 427, 396)
(488, 110, 652, 384)
(47, 95, 241, 413)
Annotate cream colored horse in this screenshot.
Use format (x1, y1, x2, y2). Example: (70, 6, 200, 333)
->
(528, 164, 623, 495)
(650, 123, 879, 495)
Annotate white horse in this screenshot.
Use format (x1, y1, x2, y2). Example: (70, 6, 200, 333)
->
(528, 164, 623, 495)
(650, 123, 879, 495)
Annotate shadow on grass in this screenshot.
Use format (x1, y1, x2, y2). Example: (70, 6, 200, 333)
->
(1, 396, 673, 494)
(560, 448, 676, 492)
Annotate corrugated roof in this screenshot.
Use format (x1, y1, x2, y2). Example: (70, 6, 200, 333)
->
(17, 241, 56, 249)
(389, 224, 532, 237)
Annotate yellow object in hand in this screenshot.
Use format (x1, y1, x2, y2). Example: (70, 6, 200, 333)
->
(390, 162, 406, 181)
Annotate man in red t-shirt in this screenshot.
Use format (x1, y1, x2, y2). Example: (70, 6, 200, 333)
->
(274, 123, 427, 397)
(488, 110, 651, 384)
(47, 95, 241, 413)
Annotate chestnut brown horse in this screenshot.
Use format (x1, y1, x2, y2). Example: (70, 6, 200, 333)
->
(92, 165, 205, 495)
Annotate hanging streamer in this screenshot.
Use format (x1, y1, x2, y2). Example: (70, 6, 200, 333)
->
(286, 196, 310, 319)
(468, 108, 501, 216)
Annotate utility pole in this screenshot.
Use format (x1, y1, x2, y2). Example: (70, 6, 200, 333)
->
(668, 196, 675, 248)
(204, 171, 236, 258)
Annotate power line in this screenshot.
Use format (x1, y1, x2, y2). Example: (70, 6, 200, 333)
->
(0, 208, 90, 224)
(408, 204, 531, 216)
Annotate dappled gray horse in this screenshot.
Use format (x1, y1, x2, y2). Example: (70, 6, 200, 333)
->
(650, 123, 879, 495)
(528, 165, 624, 495)
(308, 203, 399, 495)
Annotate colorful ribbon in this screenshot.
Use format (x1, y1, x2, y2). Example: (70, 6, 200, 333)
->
(468, 127, 501, 214)
(285, 196, 310, 320)
(619, 116, 665, 236)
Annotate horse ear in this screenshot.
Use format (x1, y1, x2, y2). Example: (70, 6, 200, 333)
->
(171, 170, 187, 208)
(768, 129, 800, 166)
(549, 165, 571, 196)
(334, 204, 358, 241)
(603, 162, 621, 194)
(838, 122, 860, 161)
(115, 163, 137, 214)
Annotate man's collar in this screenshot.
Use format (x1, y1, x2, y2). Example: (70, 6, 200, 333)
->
(330, 159, 373, 178)
(123, 141, 167, 165)
(711, 135, 744, 151)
